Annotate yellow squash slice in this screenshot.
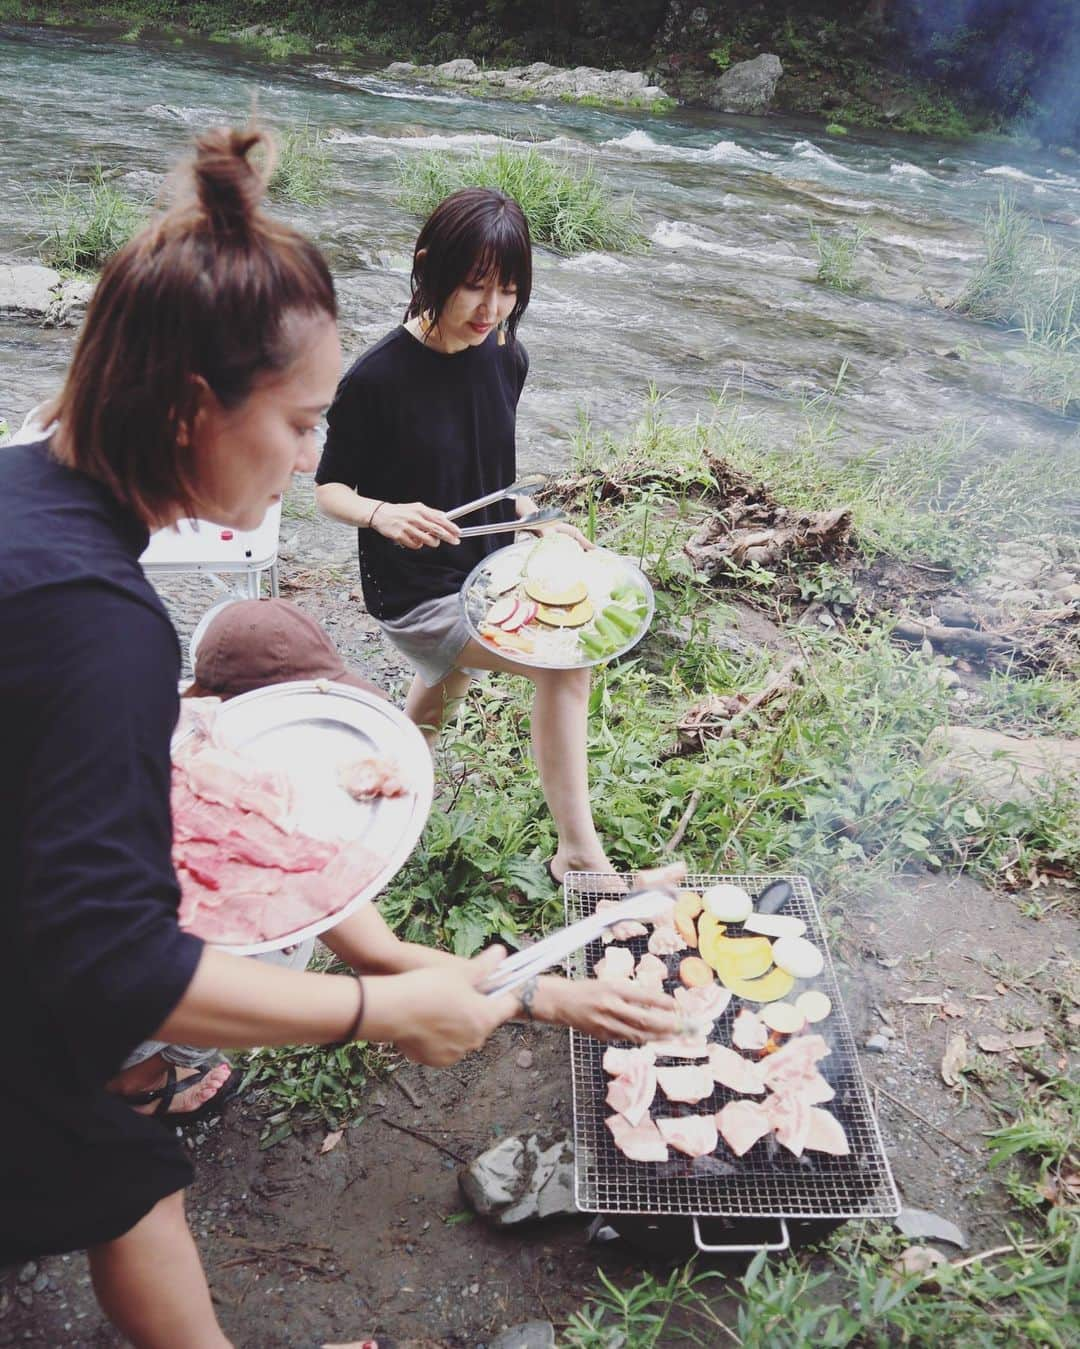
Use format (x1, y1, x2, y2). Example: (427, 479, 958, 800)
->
(535, 598, 595, 628)
(722, 966, 796, 1004)
(705, 935, 774, 983)
(524, 578, 588, 607)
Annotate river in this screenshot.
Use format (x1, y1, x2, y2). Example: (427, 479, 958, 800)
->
(2, 23, 1078, 477)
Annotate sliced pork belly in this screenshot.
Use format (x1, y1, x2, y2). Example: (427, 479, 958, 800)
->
(708, 1044, 767, 1095)
(645, 1036, 711, 1059)
(655, 1065, 715, 1105)
(647, 920, 686, 957)
(593, 946, 635, 982)
(633, 953, 669, 988)
(716, 1099, 773, 1156)
(602, 1046, 656, 1077)
(731, 1009, 770, 1052)
(596, 898, 650, 944)
(606, 1114, 669, 1163)
(760, 1035, 832, 1095)
(655, 1114, 719, 1158)
(674, 983, 732, 1027)
(177, 745, 294, 830)
(804, 1106, 850, 1156)
(764, 1091, 810, 1157)
(605, 1059, 657, 1126)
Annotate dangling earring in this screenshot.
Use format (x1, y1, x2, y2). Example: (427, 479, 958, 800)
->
(497, 320, 506, 347)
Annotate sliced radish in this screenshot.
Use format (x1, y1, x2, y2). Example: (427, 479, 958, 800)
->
(702, 884, 753, 923)
(503, 599, 537, 631)
(795, 991, 832, 1024)
(744, 913, 807, 940)
(487, 596, 520, 627)
(772, 935, 824, 980)
(760, 1002, 806, 1036)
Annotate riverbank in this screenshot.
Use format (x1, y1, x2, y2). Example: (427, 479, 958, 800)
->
(2, 1, 1071, 142)
(0, 415, 1075, 1344)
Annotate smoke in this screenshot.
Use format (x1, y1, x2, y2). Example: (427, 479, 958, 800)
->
(890, 0, 1080, 146)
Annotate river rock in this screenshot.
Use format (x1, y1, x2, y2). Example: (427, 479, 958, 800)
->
(387, 58, 669, 109)
(43, 277, 95, 329)
(385, 61, 418, 76)
(925, 725, 1080, 805)
(0, 264, 61, 319)
(459, 1133, 575, 1226)
(709, 54, 784, 114)
(435, 58, 483, 82)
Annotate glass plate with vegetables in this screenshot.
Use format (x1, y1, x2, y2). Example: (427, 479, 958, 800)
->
(460, 534, 655, 669)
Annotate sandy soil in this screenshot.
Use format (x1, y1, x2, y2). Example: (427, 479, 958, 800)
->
(1, 483, 1075, 1347)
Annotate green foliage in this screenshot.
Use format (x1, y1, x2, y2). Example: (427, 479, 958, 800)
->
(34, 166, 144, 272)
(397, 144, 646, 256)
(268, 123, 332, 206)
(825, 121, 848, 136)
(563, 1263, 725, 1347)
(810, 223, 867, 293)
(708, 39, 734, 72)
(237, 1039, 394, 1143)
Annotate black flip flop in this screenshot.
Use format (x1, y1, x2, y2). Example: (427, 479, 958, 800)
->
(121, 1058, 241, 1123)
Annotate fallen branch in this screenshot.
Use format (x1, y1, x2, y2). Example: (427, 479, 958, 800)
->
(950, 1240, 1043, 1271)
(664, 787, 702, 854)
(663, 656, 802, 759)
(877, 1086, 977, 1155)
(390, 1071, 423, 1109)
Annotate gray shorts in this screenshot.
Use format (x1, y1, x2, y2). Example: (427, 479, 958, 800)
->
(378, 592, 486, 688)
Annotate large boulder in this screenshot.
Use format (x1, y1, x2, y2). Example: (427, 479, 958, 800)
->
(709, 53, 784, 114)
(459, 1133, 575, 1226)
(925, 725, 1080, 806)
(435, 58, 482, 82)
(0, 264, 61, 319)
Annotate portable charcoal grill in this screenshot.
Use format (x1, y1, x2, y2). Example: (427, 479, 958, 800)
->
(565, 872, 899, 1254)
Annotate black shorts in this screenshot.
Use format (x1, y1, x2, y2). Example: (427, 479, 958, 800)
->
(0, 1081, 193, 1264)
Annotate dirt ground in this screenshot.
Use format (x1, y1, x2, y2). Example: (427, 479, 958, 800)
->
(1, 484, 1076, 1347)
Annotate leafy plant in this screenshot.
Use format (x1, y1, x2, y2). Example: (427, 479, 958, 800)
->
(269, 123, 332, 206)
(397, 144, 646, 255)
(35, 165, 144, 272)
(810, 222, 867, 293)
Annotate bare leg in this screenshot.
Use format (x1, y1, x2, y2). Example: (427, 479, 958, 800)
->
(89, 1191, 231, 1348)
(106, 1052, 233, 1117)
(454, 641, 615, 881)
(404, 668, 473, 745)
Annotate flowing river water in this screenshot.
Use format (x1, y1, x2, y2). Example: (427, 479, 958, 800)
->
(2, 24, 1078, 480)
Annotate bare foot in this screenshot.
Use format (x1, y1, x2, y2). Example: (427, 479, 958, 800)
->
(128, 1063, 233, 1117)
(551, 852, 628, 893)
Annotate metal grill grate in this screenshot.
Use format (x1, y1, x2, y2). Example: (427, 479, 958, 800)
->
(567, 873, 900, 1220)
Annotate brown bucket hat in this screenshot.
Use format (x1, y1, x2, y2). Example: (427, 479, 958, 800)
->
(184, 599, 387, 702)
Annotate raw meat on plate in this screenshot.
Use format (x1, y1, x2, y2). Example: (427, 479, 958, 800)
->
(338, 755, 409, 800)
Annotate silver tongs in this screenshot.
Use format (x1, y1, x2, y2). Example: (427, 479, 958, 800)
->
(446, 473, 548, 522)
(480, 887, 676, 998)
(457, 506, 564, 539)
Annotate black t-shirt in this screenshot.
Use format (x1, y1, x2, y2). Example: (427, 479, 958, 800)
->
(0, 439, 203, 1256)
(315, 325, 529, 620)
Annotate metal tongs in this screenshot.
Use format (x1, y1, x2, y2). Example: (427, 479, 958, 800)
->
(457, 506, 565, 538)
(445, 473, 548, 522)
(480, 887, 676, 998)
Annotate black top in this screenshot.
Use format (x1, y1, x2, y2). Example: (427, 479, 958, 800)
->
(0, 440, 205, 1253)
(315, 325, 528, 620)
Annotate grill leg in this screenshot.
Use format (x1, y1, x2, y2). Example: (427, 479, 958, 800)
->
(692, 1216, 789, 1254)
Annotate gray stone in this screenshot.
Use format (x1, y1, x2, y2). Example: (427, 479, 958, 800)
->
(894, 1206, 967, 1248)
(710, 54, 784, 114)
(385, 61, 417, 76)
(43, 277, 95, 329)
(865, 1034, 891, 1053)
(435, 58, 482, 82)
(16, 1265, 36, 1286)
(489, 1323, 556, 1349)
(460, 1134, 576, 1226)
(925, 725, 1080, 806)
(0, 265, 61, 319)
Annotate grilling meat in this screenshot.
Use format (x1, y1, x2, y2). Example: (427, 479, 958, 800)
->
(647, 919, 686, 956)
(605, 1057, 657, 1126)
(673, 983, 732, 1027)
(645, 1036, 711, 1059)
(633, 952, 669, 988)
(655, 1114, 719, 1158)
(716, 1099, 773, 1156)
(593, 946, 635, 982)
(596, 897, 649, 943)
(655, 1065, 715, 1105)
(805, 1106, 851, 1156)
(760, 1034, 831, 1094)
(707, 1044, 767, 1095)
(731, 1008, 770, 1052)
(606, 1114, 669, 1163)
(764, 1091, 810, 1156)
(602, 1046, 656, 1077)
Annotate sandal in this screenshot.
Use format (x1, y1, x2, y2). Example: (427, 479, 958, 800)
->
(121, 1057, 241, 1123)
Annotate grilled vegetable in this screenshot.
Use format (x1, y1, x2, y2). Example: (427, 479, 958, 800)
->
(679, 956, 713, 988)
(773, 935, 824, 980)
(702, 884, 754, 923)
(760, 1002, 807, 1035)
(722, 966, 796, 1003)
(705, 935, 774, 983)
(795, 990, 832, 1023)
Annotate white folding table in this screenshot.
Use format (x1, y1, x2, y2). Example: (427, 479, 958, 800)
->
(140, 502, 282, 600)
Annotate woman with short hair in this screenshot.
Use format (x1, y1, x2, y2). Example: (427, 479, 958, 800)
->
(0, 130, 678, 1348)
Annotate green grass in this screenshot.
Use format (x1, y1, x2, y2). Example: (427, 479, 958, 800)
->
(268, 123, 332, 206)
(953, 196, 1080, 414)
(396, 144, 646, 256)
(34, 166, 145, 272)
(810, 223, 867, 293)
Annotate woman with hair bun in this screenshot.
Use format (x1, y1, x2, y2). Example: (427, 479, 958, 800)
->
(0, 130, 678, 1347)
(316, 188, 617, 886)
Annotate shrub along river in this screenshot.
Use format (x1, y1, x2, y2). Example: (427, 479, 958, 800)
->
(1, 23, 1078, 479)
